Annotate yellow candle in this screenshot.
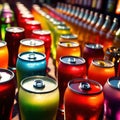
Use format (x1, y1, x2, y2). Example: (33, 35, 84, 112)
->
(0, 41, 8, 68)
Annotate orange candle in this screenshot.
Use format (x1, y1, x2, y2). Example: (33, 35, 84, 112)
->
(0, 41, 8, 68)
(64, 78, 104, 120)
(56, 41, 81, 68)
(88, 59, 115, 86)
(18, 38, 45, 54)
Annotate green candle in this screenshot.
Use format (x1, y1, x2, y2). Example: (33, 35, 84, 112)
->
(19, 75, 59, 120)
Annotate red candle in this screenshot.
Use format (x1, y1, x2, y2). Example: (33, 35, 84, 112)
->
(5, 27, 25, 70)
(83, 43, 104, 69)
(31, 30, 52, 65)
(58, 56, 87, 112)
(64, 78, 104, 120)
(15, 4, 31, 27)
(19, 14, 34, 28)
(0, 68, 15, 120)
(88, 59, 115, 86)
(25, 20, 42, 38)
(103, 76, 120, 120)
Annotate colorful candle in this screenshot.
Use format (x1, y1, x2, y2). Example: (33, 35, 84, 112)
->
(19, 75, 59, 120)
(31, 30, 51, 65)
(18, 38, 45, 54)
(24, 20, 42, 38)
(58, 56, 87, 112)
(5, 27, 25, 70)
(16, 51, 46, 89)
(56, 41, 81, 68)
(53, 25, 71, 60)
(104, 47, 120, 76)
(104, 77, 120, 120)
(64, 78, 104, 120)
(0, 41, 8, 68)
(83, 43, 104, 69)
(88, 59, 115, 86)
(18, 13, 34, 28)
(0, 68, 15, 120)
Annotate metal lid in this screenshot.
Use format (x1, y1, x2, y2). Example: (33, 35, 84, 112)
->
(0, 41, 7, 47)
(108, 77, 120, 90)
(53, 20, 65, 26)
(68, 78, 103, 95)
(58, 41, 79, 47)
(20, 38, 44, 46)
(92, 59, 114, 68)
(57, 25, 70, 30)
(60, 34, 78, 39)
(49, 18, 56, 23)
(52, 20, 61, 25)
(45, 14, 51, 19)
(18, 51, 46, 61)
(85, 43, 103, 49)
(22, 14, 34, 18)
(60, 56, 86, 65)
(6, 27, 25, 33)
(32, 30, 51, 35)
(26, 20, 40, 25)
(20, 76, 58, 93)
(0, 68, 14, 83)
(20, 10, 30, 15)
